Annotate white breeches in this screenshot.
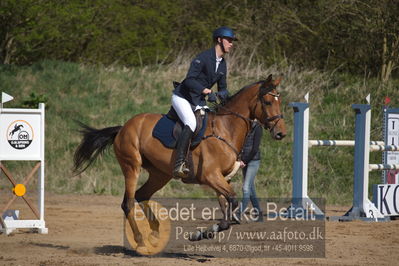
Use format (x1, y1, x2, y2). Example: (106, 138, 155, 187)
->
(171, 94, 196, 132)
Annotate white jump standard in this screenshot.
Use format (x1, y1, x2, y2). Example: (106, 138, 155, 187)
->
(287, 101, 325, 219)
(0, 94, 48, 234)
(341, 103, 385, 220)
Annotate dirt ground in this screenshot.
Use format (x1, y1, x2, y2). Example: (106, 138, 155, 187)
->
(0, 193, 398, 266)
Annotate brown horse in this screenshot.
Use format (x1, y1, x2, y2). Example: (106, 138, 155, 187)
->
(73, 74, 286, 253)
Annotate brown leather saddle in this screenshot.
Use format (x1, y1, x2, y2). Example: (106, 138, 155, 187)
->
(165, 107, 207, 148)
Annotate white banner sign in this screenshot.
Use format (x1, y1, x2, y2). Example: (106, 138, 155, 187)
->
(0, 107, 44, 160)
(385, 112, 399, 184)
(373, 184, 399, 216)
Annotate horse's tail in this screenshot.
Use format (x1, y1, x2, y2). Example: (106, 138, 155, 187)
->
(73, 121, 122, 174)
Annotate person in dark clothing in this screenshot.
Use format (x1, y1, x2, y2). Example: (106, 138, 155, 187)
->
(238, 120, 263, 222)
(171, 26, 237, 179)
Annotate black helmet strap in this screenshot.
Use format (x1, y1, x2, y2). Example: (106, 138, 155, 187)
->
(217, 37, 226, 53)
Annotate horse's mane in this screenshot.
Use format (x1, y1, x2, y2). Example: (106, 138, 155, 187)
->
(211, 79, 266, 112)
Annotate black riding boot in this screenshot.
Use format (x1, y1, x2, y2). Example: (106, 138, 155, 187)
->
(173, 125, 193, 179)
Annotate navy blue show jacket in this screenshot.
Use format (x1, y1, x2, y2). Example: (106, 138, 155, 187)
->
(173, 48, 228, 106)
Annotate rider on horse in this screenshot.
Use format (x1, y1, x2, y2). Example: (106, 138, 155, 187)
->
(171, 26, 238, 179)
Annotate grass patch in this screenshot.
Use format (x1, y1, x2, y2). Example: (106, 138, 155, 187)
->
(1, 59, 398, 206)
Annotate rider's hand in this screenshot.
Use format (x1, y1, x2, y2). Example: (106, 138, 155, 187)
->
(202, 88, 212, 94)
(207, 92, 217, 102)
(217, 90, 229, 101)
(239, 161, 246, 168)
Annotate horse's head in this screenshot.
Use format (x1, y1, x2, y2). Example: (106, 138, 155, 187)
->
(252, 74, 286, 140)
(215, 75, 286, 140)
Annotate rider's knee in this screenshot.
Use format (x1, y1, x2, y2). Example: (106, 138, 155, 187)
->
(185, 120, 196, 132)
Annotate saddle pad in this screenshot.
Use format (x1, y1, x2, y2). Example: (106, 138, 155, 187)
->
(152, 115, 208, 149)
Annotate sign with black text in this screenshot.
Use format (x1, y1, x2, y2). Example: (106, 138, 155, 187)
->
(0, 108, 43, 161)
(373, 184, 399, 216)
(384, 108, 399, 184)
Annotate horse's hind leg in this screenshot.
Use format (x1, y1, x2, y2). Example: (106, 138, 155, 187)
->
(116, 150, 148, 253)
(135, 169, 172, 247)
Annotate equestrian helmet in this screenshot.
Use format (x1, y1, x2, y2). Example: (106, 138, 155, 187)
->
(212, 26, 238, 41)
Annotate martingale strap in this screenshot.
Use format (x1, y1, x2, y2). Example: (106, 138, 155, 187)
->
(203, 118, 241, 157)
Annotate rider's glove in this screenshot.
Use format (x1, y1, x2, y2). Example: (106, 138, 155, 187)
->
(217, 90, 229, 102)
(207, 92, 217, 103)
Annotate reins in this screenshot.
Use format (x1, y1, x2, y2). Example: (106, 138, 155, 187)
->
(202, 82, 283, 159)
(202, 106, 259, 159)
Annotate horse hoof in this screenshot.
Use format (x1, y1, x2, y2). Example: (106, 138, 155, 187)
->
(148, 231, 160, 247)
(189, 230, 202, 241)
(218, 220, 230, 230)
(204, 231, 215, 239)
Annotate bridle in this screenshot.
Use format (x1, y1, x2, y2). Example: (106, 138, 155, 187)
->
(257, 84, 284, 133)
(203, 83, 284, 157)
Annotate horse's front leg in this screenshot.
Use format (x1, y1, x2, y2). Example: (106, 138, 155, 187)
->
(220, 193, 239, 229)
(217, 161, 241, 222)
(190, 172, 238, 241)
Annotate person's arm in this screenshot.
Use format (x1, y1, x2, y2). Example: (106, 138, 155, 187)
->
(217, 62, 228, 100)
(217, 77, 227, 92)
(183, 57, 207, 96)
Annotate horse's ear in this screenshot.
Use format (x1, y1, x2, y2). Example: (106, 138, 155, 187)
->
(260, 74, 273, 88)
(273, 75, 283, 86)
(265, 74, 273, 83)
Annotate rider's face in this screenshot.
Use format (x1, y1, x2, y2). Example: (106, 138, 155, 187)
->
(218, 37, 234, 53)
